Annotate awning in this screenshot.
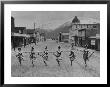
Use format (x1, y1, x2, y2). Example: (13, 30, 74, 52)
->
(89, 36, 100, 39)
(89, 36, 96, 38)
(12, 33, 30, 37)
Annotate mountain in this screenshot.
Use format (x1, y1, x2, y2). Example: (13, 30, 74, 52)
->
(35, 21, 72, 39)
(35, 17, 99, 39)
(45, 21, 72, 39)
(39, 20, 72, 31)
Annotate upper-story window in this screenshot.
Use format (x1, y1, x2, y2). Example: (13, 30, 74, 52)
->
(81, 25, 82, 28)
(87, 25, 88, 28)
(76, 25, 77, 28)
(93, 25, 97, 28)
(83, 24, 86, 28)
(19, 30, 22, 34)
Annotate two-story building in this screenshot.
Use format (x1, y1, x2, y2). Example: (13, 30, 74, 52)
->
(11, 17, 30, 48)
(11, 27, 28, 47)
(61, 33, 69, 43)
(69, 16, 100, 50)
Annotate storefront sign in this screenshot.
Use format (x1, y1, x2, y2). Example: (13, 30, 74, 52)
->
(91, 40, 95, 45)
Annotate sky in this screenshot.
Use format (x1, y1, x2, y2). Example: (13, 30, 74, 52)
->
(11, 11, 100, 30)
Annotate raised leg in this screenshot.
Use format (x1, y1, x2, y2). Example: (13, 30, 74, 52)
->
(19, 60, 22, 66)
(32, 60, 34, 67)
(84, 59, 87, 67)
(56, 58, 60, 66)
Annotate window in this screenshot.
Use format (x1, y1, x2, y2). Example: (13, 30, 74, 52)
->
(87, 25, 88, 28)
(81, 25, 82, 28)
(93, 25, 97, 28)
(19, 30, 21, 34)
(76, 25, 77, 28)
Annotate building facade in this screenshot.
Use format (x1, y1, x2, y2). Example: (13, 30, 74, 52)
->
(11, 17, 15, 33)
(11, 17, 30, 48)
(69, 16, 100, 50)
(11, 26, 27, 48)
(61, 33, 69, 42)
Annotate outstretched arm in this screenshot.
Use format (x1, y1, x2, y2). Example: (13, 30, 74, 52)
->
(69, 53, 72, 56)
(88, 52, 94, 58)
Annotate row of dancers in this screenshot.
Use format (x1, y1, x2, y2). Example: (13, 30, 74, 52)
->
(15, 45, 94, 68)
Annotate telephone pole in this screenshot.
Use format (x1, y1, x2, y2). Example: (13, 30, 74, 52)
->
(34, 22, 35, 30)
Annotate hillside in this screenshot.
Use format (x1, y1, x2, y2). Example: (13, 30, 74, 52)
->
(35, 21, 72, 39)
(35, 17, 99, 39)
(45, 21, 72, 39)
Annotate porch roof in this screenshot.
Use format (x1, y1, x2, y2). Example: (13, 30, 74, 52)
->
(12, 33, 30, 37)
